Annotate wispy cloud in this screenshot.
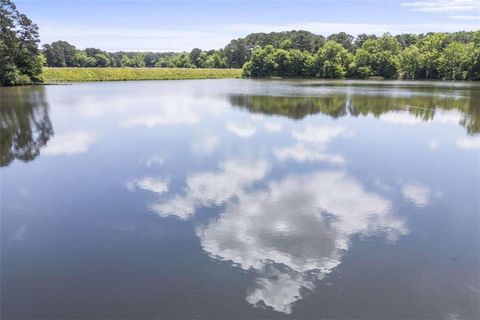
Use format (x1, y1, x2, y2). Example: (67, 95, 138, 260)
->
(402, 0, 480, 21)
(43, 132, 95, 156)
(456, 136, 480, 150)
(402, 183, 431, 207)
(226, 21, 480, 38)
(226, 122, 257, 138)
(38, 20, 479, 52)
(402, 0, 480, 12)
(449, 15, 480, 20)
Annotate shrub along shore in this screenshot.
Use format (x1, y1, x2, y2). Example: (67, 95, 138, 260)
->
(42, 67, 243, 82)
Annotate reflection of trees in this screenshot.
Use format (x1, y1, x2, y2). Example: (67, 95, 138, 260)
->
(230, 95, 347, 120)
(230, 91, 480, 134)
(0, 86, 53, 167)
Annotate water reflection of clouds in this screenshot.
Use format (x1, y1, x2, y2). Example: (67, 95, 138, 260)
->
(263, 122, 283, 133)
(140, 155, 165, 168)
(191, 135, 220, 155)
(456, 136, 480, 150)
(126, 177, 169, 195)
(120, 105, 200, 128)
(151, 160, 269, 220)
(54, 93, 229, 129)
(402, 183, 431, 207)
(379, 110, 462, 126)
(43, 132, 95, 156)
(197, 170, 407, 314)
(226, 122, 257, 138)
(275, 125, 349, 164)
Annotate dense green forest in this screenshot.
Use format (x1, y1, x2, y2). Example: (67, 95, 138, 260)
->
(242, 31, 480, 80)
(1, 0, 479, 85)
(41, 30, 480, 80)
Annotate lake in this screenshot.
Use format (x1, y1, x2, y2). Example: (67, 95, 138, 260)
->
(1, 79, 479, 319)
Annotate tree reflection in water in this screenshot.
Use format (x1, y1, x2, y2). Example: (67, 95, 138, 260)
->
(0, 86, 53, 167)
(230, 87, 480, 134)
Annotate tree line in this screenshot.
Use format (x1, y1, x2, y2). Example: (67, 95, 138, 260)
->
(242, 31, 480, 80)
(42, 41, 229, 69)
(39, 30, 480, 81)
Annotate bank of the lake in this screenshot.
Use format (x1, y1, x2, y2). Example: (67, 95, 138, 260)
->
(42, 67, 243, 82)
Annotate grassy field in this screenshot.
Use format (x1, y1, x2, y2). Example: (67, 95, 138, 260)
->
(43, 67, 243, 82)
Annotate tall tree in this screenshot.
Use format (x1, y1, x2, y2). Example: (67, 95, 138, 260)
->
(0, 0, 42, 86)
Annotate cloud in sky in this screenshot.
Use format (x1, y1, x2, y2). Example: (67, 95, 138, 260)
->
(16, 0, 480, 51)
(37, 20, 480, 51)
(402, 0, 480, 12)
(402, 0, 480, 20)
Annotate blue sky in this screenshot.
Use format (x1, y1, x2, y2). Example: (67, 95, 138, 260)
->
(16, 0, 480, 52)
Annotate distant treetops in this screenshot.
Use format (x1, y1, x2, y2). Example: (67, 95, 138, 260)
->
(41, 30, 480, 81)
(241, 31, 480, 80)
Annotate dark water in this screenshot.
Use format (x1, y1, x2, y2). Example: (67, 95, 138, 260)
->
(1, 80, 479, 319)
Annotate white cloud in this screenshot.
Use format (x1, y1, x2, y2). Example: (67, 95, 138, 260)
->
(152, 159, 269, 219)
(456, 136, 480, 150)
(226, 122, 257, 138)
(38, 18, 479, 53)
(428, 140, 439, 150)
(402, 183, 431, 207)
(121, 106, 200, 128)
(275, 143, 345, 164)
(246, 267, 314, 315)
(380, 111, 462, 126)
(402, 0, 480, 12)
(380, 112, 423, 125)
(402, 0, 480, 21)
(292, 125, 348, 144)
(43, 132, 95, 155)
(39, 26, 234, 52)
(192, 135, 220, 155)
(226, 21, 480, 39)
(136, 177, 169, 194)
(264, 122, 283, 133)
(127, 177, 169, 195)
(449, 15, 480, 20)
(150, 195, 196, 220)
(143, 155, 165, 168)
(198, 171, 406, 313)
(275, 125, 348, 164)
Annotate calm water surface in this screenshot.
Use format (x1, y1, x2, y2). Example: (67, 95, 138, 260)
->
(1, 80, 479, 319)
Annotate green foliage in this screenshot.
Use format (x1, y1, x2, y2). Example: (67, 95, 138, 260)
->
(438, 42, 471, 80)
(0, 86, 53, 166)
(0, 0, 42, 86)
(225, 30, 325, 68)
(243, 30, 480, 80)
(39, 29, 480, 81)
(229, 88, 480, 134)
(399, 45, 422, 79)
(316, 41, 352, 78)
(327, 32, 355, 51)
